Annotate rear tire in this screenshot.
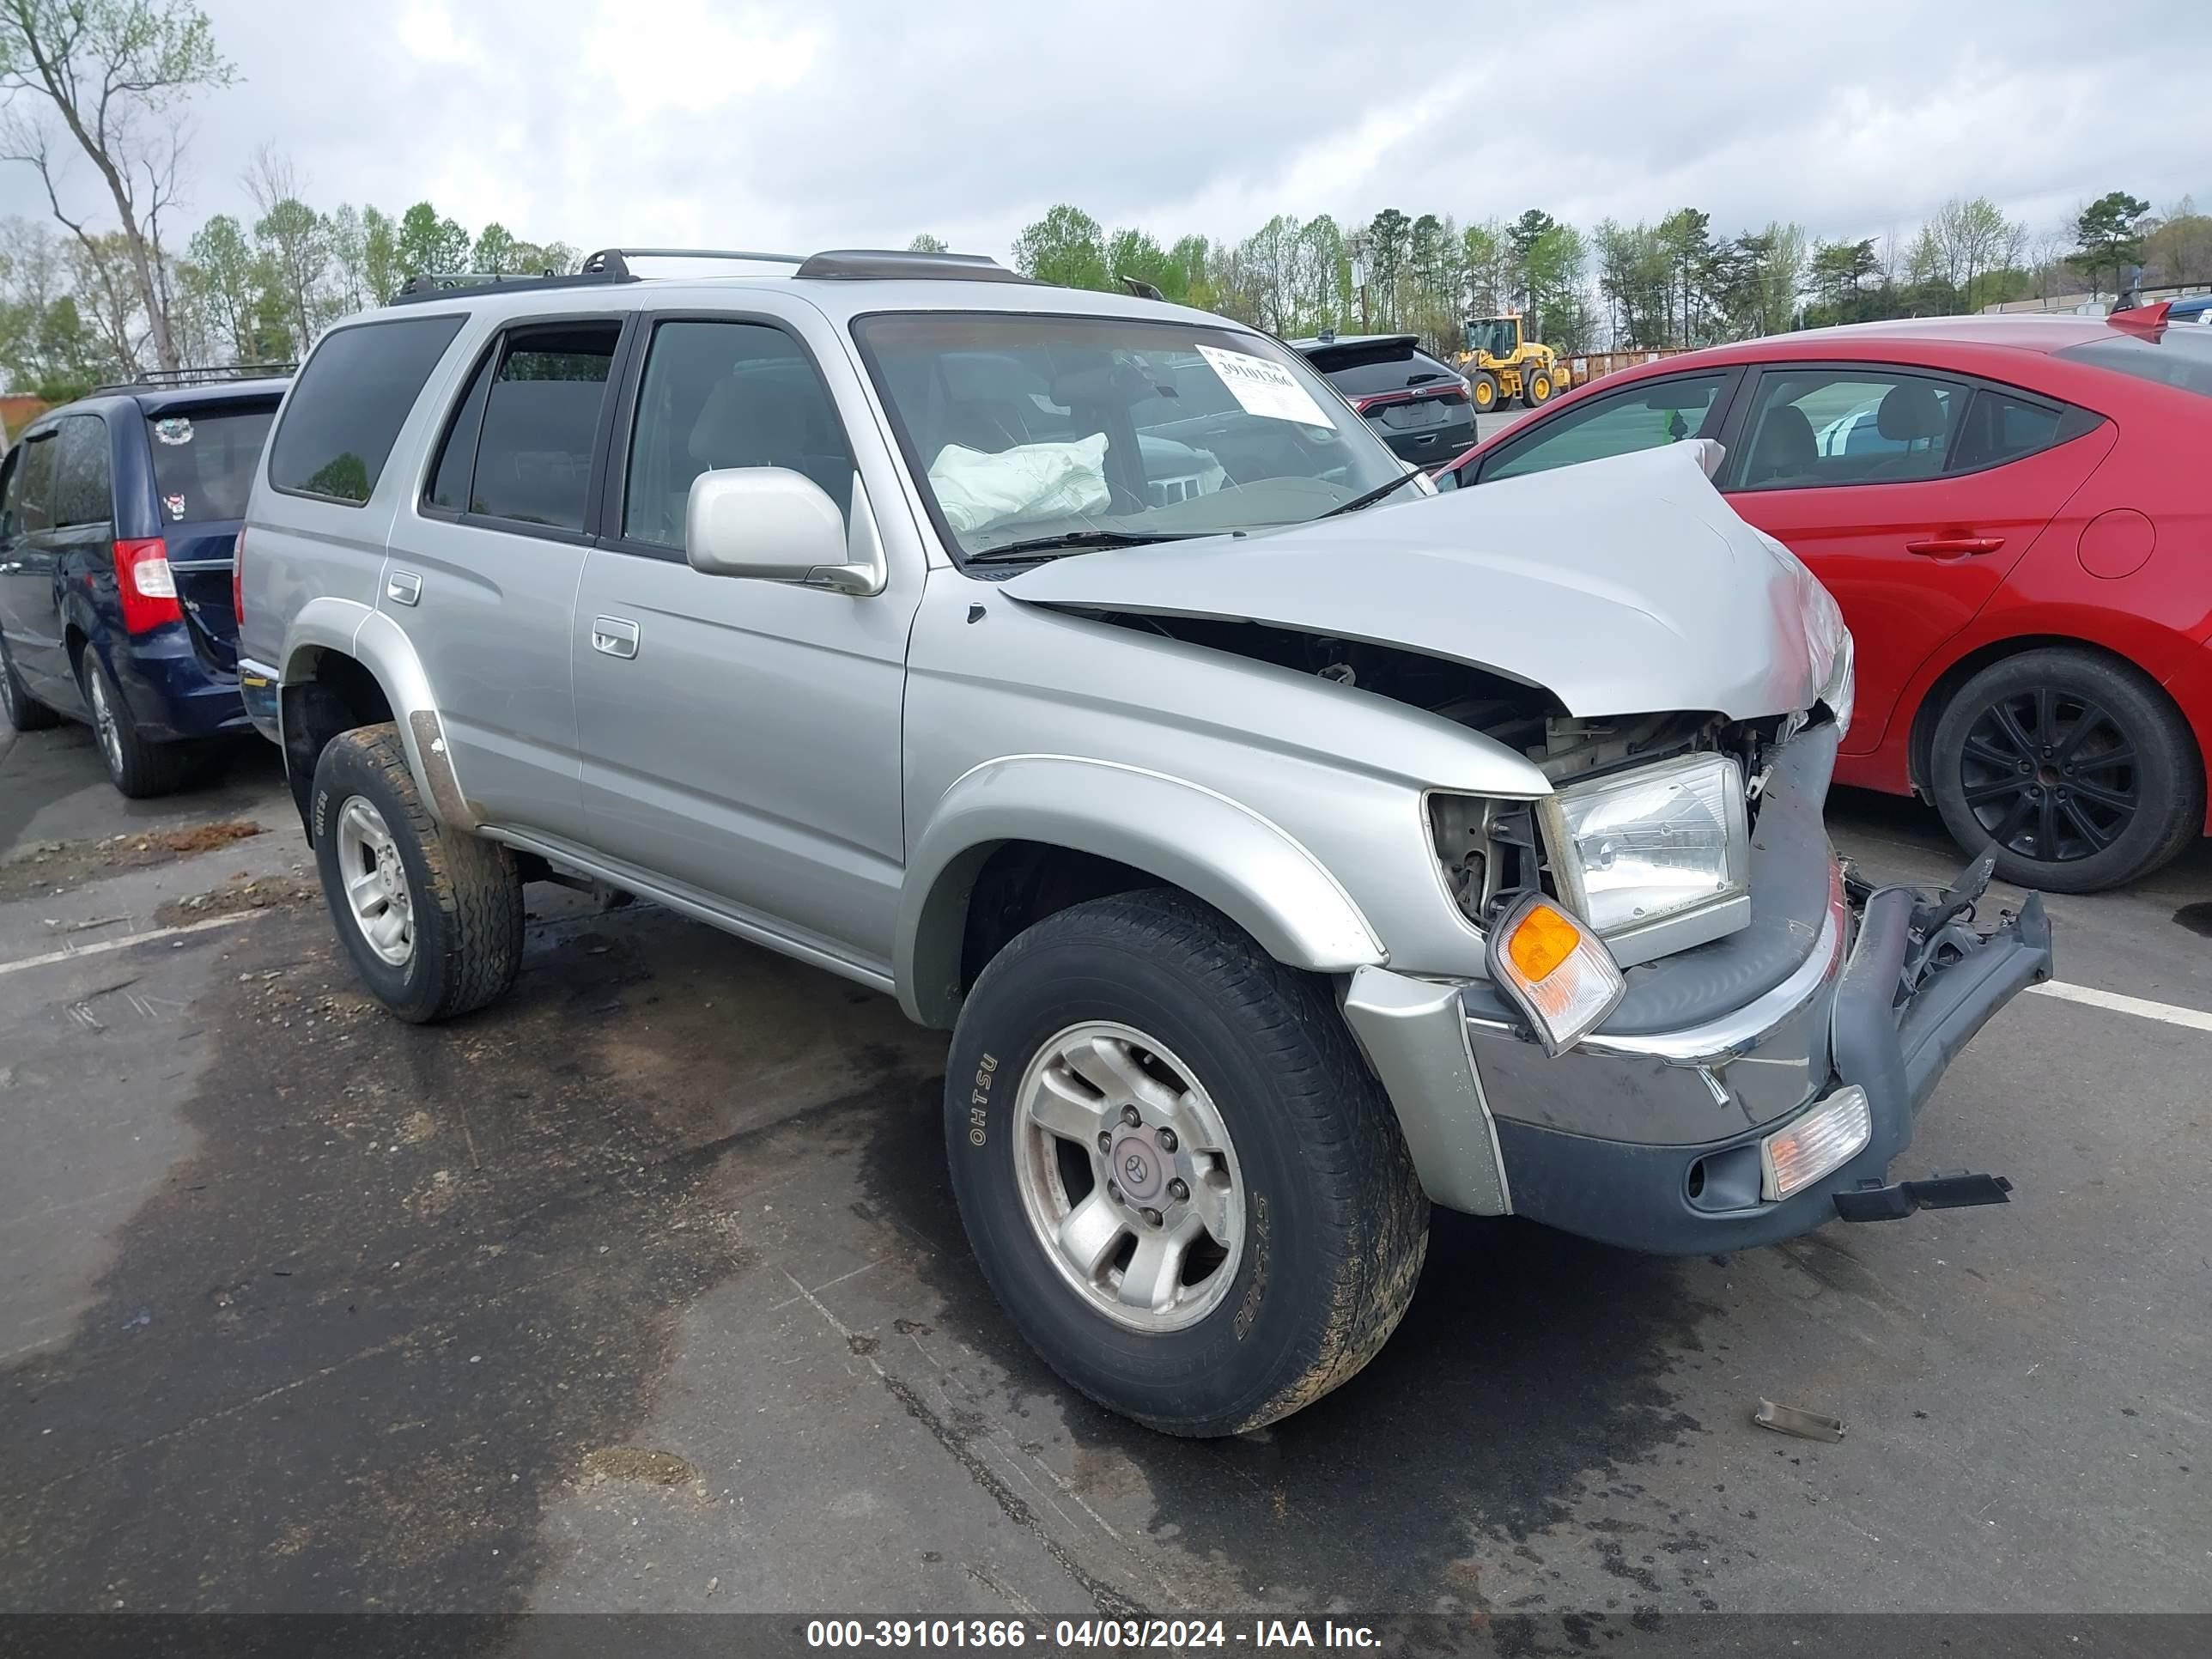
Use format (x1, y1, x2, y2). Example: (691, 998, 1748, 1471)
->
(1929, 647, 2202, 893)
(311, 722, 524, 1023)
(80, 652, 191, 798)
(0, 635, 60, 732)
(945, 889, 1429, 1437)
(1522, 368, 1555, 407)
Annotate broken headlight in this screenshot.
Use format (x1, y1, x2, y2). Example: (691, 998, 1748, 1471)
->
(1540, 752, 1749, 936)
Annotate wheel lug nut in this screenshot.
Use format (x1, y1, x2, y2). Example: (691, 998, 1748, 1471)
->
(1120, 1105, 1141, 1127)
(1140, 1208, 1164, 1228)
(1097, 1132, 1112, 1154)
(1168, 1178, 1188, 1201)
(1106, 1181, 1122, 1204)
(1155, 1128, 1177, 1152)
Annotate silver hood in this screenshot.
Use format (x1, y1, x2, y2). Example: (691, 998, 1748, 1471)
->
(1002, 443, 1839, 721)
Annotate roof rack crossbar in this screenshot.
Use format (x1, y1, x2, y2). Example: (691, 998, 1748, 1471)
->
(580, 247, 806, 281)
(88, 362, 298, 395)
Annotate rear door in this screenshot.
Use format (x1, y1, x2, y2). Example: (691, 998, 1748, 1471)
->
(143, 399, 279, 673)
(1717, 365, 2114, 755)
(392, 316, 629, 842)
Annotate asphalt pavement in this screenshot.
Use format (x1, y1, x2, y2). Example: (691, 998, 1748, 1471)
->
(2, 716, 2207, 1625)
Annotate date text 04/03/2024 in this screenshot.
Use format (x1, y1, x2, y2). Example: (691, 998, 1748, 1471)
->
(803, 1619, 1382, 1649)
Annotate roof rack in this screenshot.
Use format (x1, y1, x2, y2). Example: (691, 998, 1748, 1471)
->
(91, 362, 297, 396)
(385, 246, 1035, 307)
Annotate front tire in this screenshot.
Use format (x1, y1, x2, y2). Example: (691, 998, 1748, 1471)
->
(311, 722, 524, 1023)
(1, 635, 60, 732)
(945, 890, 1429, 1437)
(1468, 371, 1501, 414)
(1929, 648, 2203, 893)
(80, 652, 191, 797)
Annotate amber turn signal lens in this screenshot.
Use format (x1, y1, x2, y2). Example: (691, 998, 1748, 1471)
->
(1506, 902, 1582, 982)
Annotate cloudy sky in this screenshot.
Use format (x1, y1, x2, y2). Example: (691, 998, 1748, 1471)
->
(4, 0, 2205, 262)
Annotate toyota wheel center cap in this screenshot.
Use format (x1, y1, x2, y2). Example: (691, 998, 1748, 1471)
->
(1109, 1130, 1167, 1204)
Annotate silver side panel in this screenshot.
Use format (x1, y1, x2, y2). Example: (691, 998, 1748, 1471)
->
(899, 753, 1385, 1027)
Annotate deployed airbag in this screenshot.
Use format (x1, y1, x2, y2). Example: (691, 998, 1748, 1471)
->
(930, 434, 1109, 535)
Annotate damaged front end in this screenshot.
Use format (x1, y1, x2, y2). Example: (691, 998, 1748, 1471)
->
(1451, 721, 2052, 1255)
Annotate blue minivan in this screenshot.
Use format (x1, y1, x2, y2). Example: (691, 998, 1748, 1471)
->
(0, 370, 289, 796)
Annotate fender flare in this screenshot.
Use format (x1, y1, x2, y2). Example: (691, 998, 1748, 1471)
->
(896, 754, 1385, 1028)
(281, 599, 477, 830)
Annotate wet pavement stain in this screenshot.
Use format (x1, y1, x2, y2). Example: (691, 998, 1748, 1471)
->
(2173, 901, 2212, 938)
(0, 913, 843, 1620)
(852, 1072, 1724, 1613)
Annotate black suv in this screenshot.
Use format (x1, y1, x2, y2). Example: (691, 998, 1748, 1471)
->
(0, 368, 289, 795)
(1291, 333, 1474, 465)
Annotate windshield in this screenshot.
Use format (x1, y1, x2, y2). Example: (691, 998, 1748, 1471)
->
(852, 313, 1407, 561)
(1471, 319, 1517, 357)
(146, 403, 277, 524)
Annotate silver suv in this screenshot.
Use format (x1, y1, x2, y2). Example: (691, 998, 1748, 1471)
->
(235, 247, 2052, 1437)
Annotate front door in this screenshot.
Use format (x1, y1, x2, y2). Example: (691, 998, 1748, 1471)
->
(0, 426, 75, 708)
(390, 319, 629, 841)
(571, 314, 918, 975)
(1719, 365, 2116, 756)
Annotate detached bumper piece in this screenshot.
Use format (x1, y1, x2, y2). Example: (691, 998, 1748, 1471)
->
(1832, 1170, 2014, 1224)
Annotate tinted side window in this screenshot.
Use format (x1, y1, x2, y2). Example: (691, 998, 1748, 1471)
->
(14, 433, 57, 532)
(468, 323, 620, 532)
(0, 447, 18, 538)
(270, 314, 466, 504)
(1951, 388, 2069, 472)
(1733, 368, 1964, 490)
(425, 347, 497, 513)
(622, 319, 854, 547)
(1481, 374, 1729, 483)
(51, 415, 113, 527)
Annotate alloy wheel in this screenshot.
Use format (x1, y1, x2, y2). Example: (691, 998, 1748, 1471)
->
(1011, 1021, 1245, 1333)
(88, 669, 125, 778)
(1958, 684, 2139, 864)
(334, 795, 416, 966)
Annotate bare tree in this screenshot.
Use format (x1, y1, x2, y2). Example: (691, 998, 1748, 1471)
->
(0, 0, 234, 371)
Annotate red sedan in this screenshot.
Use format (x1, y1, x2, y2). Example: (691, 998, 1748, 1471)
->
(1434, 307, 2212, 892)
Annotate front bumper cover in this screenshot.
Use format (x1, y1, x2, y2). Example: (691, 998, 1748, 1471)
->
(1483, 871, 2050, 1254)
(1341, 721, 2053, 1254)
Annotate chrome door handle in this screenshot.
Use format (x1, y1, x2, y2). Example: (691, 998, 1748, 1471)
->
(591, 616, 640, 659)
(386, 571, 422, 605)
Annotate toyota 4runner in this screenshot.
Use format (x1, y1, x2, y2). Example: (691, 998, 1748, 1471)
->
(234, 247, 2052, 1437)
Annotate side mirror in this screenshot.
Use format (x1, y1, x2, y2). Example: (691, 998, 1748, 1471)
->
(684, 466, 886, 596)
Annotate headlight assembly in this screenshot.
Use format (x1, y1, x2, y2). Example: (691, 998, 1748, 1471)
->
(1539, 752, 1749, 938)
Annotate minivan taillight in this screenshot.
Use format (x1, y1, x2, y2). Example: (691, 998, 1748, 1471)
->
(112, 538, 180, 634)
(232, 528, 246, 631)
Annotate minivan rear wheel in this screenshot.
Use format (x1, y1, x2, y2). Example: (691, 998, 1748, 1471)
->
(311, 722, 524, 1022)
(944, 889, 1429, 1437)
(79, 653, 191, 797)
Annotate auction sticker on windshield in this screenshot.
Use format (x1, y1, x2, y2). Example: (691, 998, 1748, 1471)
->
(1195, 343, 1332, 428)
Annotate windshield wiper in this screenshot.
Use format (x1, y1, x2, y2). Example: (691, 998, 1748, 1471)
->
(964, 529, 1207, 565)
(1319, 467, 1428, 519)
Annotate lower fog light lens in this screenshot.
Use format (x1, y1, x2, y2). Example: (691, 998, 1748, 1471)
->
(1760, 1085, 1872, 1200)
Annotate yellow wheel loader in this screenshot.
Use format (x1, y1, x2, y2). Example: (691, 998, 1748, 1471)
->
(1457, 313, 1571, 410)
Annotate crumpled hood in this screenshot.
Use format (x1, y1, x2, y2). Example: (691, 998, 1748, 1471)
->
(1001, 443, 1838, 720)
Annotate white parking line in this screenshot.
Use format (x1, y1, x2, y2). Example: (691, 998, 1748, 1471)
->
(2028, 980, 2212, 1034)
(0, 912, 263, 980)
